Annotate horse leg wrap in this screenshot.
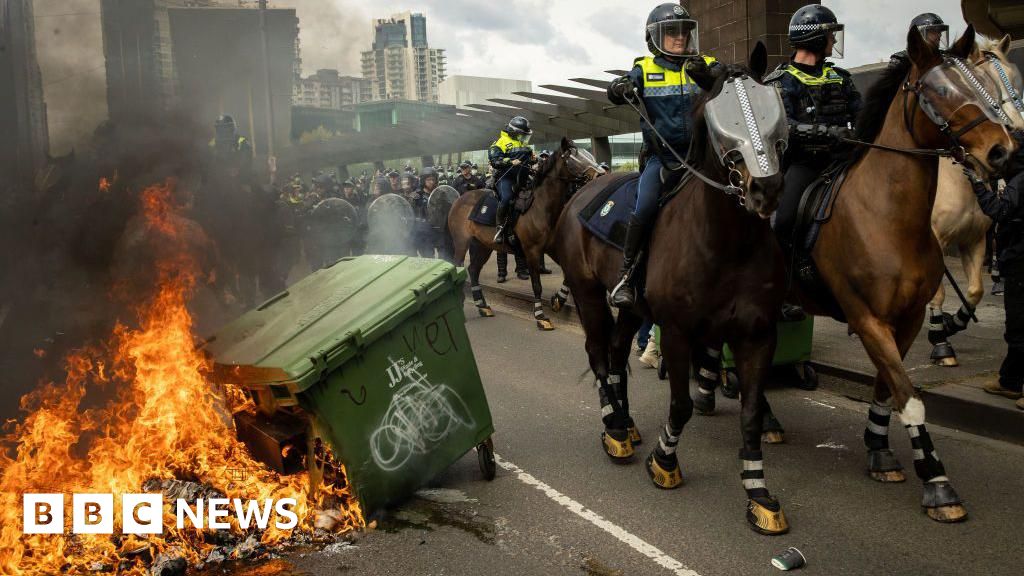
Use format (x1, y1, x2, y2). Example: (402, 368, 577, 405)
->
(863, 400, 892, 451)
(647, 424, 684, 489)
(906, 423, 948, 483)
(533, 301, 545, 319)
(471, 284, 486, 308)
(695, 347, 722, 390)
(556, 285, 569, 304)
(598, 378, 626, 429)
(739, 449, 770, 500)
(927, 309, 948, 346)
(943, 305, 973, 336)
(496, 252, 508, 277)
(654, 424, 681, 461)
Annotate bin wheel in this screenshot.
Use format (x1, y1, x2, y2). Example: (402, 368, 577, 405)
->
(657, 357, 667, 380)
(477, 439, 496, 481)
(720, 370, 740, 399)
(796, 363, 818, 391)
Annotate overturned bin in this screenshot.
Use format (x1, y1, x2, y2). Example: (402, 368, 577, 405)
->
(204, 255, 496, 514)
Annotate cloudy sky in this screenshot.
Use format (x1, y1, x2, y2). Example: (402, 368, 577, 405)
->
(35, 0, 977, 152)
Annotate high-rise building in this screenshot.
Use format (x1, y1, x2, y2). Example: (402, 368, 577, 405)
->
(0, 0, 49, 191)
(360, 12, 446, 103)
(293, 69, 370, 109)
(438, 75, 532, 110)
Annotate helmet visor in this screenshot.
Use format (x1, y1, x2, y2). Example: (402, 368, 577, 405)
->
(917, 24, 949, 50)
(647, 19, 699, 57)
(825, 24, 845, 59)
(520, 134, 532, 145)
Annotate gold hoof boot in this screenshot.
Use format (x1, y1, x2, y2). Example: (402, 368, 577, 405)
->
(746, 497, 789, 535)
(761, 430, 785, 444)
(478, 306, 495, 318)
(646, 453, 682, 489)
(536, 318, 555, 331)
(627, 425, 642, 445)
(601, 429, 634, 462)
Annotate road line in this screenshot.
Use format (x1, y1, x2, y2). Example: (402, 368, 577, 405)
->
(494, 454, 701, 576)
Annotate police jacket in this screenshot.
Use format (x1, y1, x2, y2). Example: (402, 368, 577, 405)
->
(489, 131, 533, 177)
(609, 54, 717, 165)
(452, 174, 484, 195)
(973, 147, 1024, 271)
(765, 61, 862, 158)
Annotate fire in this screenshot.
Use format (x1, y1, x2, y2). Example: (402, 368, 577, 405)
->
(0, 180, 362, 575)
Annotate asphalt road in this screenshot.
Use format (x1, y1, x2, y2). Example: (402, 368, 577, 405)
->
(254, 302, 1024, 576)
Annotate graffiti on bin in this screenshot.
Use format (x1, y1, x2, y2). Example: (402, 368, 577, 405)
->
(401, 308, 460, 357)
(370, 355, 475, 472)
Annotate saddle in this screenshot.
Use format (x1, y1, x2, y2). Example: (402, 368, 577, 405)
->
(468, 168, 536, 244)
(789, 158, 855, 320)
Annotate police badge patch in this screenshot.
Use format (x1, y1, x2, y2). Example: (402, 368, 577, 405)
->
(673, 5, 685, 15)
(599, 201, 614, 217)
(481, 206, 488, 213)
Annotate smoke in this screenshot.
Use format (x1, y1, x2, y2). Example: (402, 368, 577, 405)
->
(285, 0, 371, 76)
(33, 0, 107, 155)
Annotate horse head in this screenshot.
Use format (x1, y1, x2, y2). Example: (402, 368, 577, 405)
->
(977, 35, 1024, 132)
(688, 41, 786, 219)
(905, 24, 1018, 176)
(537, 137, 605, 200)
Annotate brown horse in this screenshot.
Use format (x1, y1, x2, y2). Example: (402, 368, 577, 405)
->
(554, 43, 795, 534)
(795, 26, 1016, 523)
(448, 137, 603, 330)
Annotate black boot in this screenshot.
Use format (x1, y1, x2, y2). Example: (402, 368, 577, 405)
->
(494, 204, 509, 244)
(610, 215, 645, 309)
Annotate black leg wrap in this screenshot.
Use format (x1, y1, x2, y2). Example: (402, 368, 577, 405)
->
(927, 310, 947, 346)
(610, 373, 629, 415)
(739, 449, 769, 500)
(653, 424, 681, 464)
(906, 424, 947, 482)
(694, 347, 722, 389)
(863, 400, 892, 451)
(471, 285, 486, 307)
(597, 378, 626, 429)
(943, 306, 972, 336)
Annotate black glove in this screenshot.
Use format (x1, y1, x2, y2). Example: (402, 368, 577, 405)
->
(827, 125, 854, 140)
(608, 76, 637, 103)
(962, 166, 986, 187)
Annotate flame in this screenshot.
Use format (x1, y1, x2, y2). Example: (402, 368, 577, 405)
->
(0, 180, 362, 575)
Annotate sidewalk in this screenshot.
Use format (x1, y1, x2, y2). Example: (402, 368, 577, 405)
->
(472, 254, 1024, 445)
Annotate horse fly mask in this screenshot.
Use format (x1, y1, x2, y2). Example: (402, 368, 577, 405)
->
(704, 75, 789, 180)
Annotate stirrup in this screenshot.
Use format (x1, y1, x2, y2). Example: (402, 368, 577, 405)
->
(493, 225, 505, 244)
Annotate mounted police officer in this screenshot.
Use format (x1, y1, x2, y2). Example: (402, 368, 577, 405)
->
(490, 116, 535, 244)
(767, 5, 861, 280)
(452, 161, 485, 195)
(889, 13, 948, 69)
(606, 3, 717, 308)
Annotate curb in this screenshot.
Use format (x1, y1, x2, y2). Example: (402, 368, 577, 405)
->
(474, 280, 1024, 446)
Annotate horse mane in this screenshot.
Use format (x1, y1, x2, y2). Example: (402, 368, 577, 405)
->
(689, 63, 752, 171)
(852, 57, 912, 160)
(532, 145, 567, 187)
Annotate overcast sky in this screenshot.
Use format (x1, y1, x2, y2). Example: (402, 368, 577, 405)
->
(36, 0, 978, 152)
(292, 0, 972, 87)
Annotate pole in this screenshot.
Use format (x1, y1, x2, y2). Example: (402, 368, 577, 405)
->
(258, 0, 276, 183)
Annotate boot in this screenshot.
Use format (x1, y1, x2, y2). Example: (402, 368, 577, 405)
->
(494, 204, 510, 244)
(639, 339, 660, 369)
(610, 215, 645, 309)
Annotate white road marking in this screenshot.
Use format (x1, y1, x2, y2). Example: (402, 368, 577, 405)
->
(815, 442, 849, 451)
(803, 397, 836, 409)
(494, 454, 701, 576)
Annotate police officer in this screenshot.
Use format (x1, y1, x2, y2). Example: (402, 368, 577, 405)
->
(210, 114, 253, 179)
(386, 170, 402, 195)
(965, 133, 1024, 410)
(452, 161, 485, 195)
(490, 116, 535, 244)
(889, 13, 948, 68)
(606, 3, 717, 308)
(767, 4, 861, 269)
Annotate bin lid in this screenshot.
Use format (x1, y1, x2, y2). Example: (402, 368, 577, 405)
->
(203, 255, 467, 392)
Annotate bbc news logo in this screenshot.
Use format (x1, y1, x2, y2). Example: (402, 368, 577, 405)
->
(23, 494, 299, 534)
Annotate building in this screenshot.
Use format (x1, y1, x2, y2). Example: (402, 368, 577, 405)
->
(438, 75, 532, 110)
(685, 0, 806, 68)
(360, 12, 446, 103)
(0, 0, 49, 191)
(352, 100, 456, 132)
(963, 0, 1024, 39)
(293, 69, 370, 109)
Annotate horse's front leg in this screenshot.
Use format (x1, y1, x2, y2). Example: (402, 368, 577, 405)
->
(645, 323, 691, 489)
(525, 246, 554, 331)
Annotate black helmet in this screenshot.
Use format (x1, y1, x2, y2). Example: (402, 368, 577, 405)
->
(420, 166, 438, 180)
(459, 161, 472, 169)
(342, 179, 355, 188)
(788, 4, 845, 59)
(646, 3, 699, 59)
(538, 149, 552, 158)
(505, 116, 533, 141)
(911, 13, 948, 50)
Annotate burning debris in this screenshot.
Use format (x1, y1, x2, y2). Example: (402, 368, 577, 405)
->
(0, 181, 363, 575)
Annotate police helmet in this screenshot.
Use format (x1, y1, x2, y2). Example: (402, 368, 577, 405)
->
(505, 116, 533, 143)
(646, 3, 699, 59)
(911, 13, 948, 50)
(788, 4, 845, 59)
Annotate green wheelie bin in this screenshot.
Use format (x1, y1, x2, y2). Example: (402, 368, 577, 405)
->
(654, 317, 817, 393)
(204, 255, 496, 514)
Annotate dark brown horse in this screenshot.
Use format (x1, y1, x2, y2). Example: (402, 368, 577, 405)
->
(448, 137, 603, 330)
(794, 26, 1016, 523)
(554, 43, 794, 534)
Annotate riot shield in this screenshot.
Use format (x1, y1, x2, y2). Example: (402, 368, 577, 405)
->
(366, 193, 414, 255)
(426, 185, 459, 229)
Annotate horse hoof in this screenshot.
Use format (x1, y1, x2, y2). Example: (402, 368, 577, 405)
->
(478, 306, 495, 318)
(761, 430, 785, 444)
(628, 425, 642, 445)
(536, 319, 555, 331)
(746, 497, 789, 536)
(646, 453, 683, 489)
(693, 389, 716, 416)
(602, 430, 634, 462)
(926, 504, 968, 523)
(935, 356, 959, 367)
(870, 469, 907, 483)
(550, 297, 563, 312)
